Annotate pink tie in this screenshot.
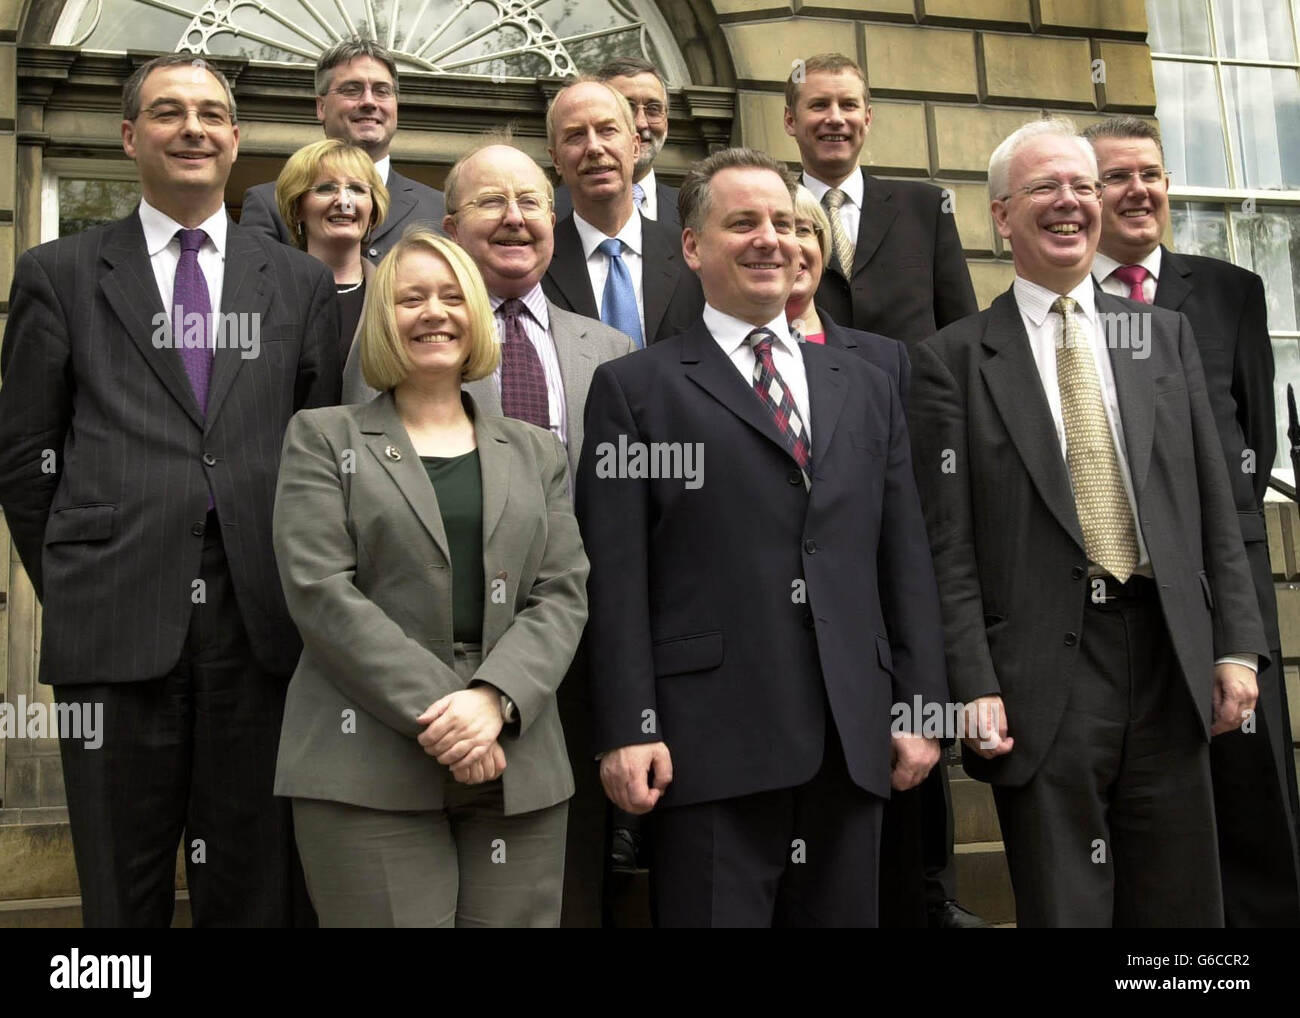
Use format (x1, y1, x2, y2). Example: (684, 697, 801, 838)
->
(1112, 264, 1150, 303)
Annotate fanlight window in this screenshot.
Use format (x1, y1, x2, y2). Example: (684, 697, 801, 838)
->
(54, 0, 687, 82)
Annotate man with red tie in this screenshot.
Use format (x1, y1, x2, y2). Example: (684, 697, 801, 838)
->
(1086, 117, 1300, 926)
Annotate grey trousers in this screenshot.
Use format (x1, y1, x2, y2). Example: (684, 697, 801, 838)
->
(291, 645, 569, 927)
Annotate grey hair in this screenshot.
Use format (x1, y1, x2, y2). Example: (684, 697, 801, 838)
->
(122, 55, 237, 122)
(315, 36, 400, 96)
(987, 117, 1096, 202)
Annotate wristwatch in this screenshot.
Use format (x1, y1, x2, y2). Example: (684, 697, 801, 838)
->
(499, 693, 518, 725)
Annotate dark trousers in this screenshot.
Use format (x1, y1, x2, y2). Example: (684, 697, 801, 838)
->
(879, 761, 958, 927)
(56, 513, 310, 927)
(648, 720, 884, 928)
(556, 652, 609, 927)
(992, 576, 1222, 928)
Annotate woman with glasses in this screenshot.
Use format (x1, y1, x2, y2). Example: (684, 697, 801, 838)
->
(272, 230, 588, 926)
(275, 138, 388, 368)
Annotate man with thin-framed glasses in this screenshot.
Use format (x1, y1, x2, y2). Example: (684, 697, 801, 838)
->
(1085, 116, 1300, 928)
(240, 36, 445, 261)
(909, 117, 1266, 926)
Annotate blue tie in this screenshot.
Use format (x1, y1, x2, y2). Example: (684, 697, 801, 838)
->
(597, 237, 644, 349)
(633, 182, 646, 210)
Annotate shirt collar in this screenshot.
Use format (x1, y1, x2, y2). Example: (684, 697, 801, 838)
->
(704, 303, 799, 359)
(801, 167, 864, 208)
(1013, 274, 1097, 329)
(373, 155, 391, 184)
(138, 197, 228, 259)
(1092, 245, 1162, 287)
(574, 208, 643, 259)
(490, 282, 550, 331)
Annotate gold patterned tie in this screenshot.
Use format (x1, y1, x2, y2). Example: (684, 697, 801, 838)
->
(821, 188, 856, 278)
(1052, 296, 1139, 582)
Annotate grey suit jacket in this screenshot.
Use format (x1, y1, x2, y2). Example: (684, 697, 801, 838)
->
(272, 391, 589, 814)
(909, 288, 1267, 786)
(343, 298, 634, 476)
(240, 167, 445, 262)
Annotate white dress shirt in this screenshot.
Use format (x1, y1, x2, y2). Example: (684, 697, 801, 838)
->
(139, 197, 227, 331)
(704, 304, 811, 443)
(574, 209, 646, 339)
(635, 168, 659, 220)
(801, 168, 863, 255)
(489, 283, 568, 448)
(373, 154, 392, 185)
(1093, 245, 1162, 303)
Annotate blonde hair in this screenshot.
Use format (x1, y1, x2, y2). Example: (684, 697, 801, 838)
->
(275, 139, 389, 249)
(793, 184, 831, 266)
(361, 230, 500, 391)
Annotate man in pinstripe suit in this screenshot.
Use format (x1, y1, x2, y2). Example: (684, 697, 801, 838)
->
(0, 55, 339, 926)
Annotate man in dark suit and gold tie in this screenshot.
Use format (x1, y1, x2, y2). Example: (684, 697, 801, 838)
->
(0, 55, 339, 926)
(1085, 116, 1300, 926)
(910, 118, 1267, 926)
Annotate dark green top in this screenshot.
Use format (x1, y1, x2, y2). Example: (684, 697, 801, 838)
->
(421, 449, 484, 643)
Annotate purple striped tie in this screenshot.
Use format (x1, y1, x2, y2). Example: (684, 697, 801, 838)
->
(173, 228, 213, 416)
(498, 299, 550, 429)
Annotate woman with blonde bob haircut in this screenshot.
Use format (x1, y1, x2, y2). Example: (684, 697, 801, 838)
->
(272, 228, 588, 927)
(275, 138, 390, 365)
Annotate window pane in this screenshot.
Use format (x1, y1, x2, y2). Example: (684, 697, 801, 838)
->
(1221, 66, 1300, 189)
(1212, 0, 1295, 61)
(59, 178, 139, 237)
(1153, 61, 1231, 187)
(1230, 204, 1300, 330)
(1171, 201, 1232, 260)
(1147, 0, 1213, 55)
(1271, 339, 1300, 470)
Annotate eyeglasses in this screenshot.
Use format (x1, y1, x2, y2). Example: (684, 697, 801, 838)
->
(1100, 167, 1170, 189)
(1001, 178, 1103, 204)
(626, 99, 666, 121)
(142, 102, 232, 126)
(325, 82, 397, 101)
(452, 193, 551, 219)
(309, 182, 371, 198)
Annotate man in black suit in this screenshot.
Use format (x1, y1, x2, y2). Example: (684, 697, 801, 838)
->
(575, 147, 947, 927)
(240, 37, 444, 260)
(910, 118, 1267, 926)
(1085, 116, 1300, 926)
(786, 50, 978, 928)
(542, 77, 702, 347)
(785, 52, 977, 346)
(0, 55, 339, 926)
(553, 58, 680, 229)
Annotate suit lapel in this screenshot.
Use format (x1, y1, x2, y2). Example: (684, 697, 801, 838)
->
(547, 302, 597, 450)
(546, 216, 599, 318)
(640, 213, 677, 342)
(359, 393, 452, 564)
(1100, 292, 1155, 497)
(205, 221, 270, 427)
(371, 170, 417, 248)
(804, 346, 847, 472)
(1153, 245, 1193, 314)
(100, 213, 205, 429)
(979, 291, 1084, 549)
(850, 170, 897, 280)
(475, 407, 512, 545)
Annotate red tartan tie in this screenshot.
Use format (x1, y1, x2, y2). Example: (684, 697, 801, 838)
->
(748, 328, 812, 477)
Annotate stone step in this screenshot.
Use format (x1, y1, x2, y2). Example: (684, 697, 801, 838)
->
(955, 841, 1015, 925)
(0, 893, 191, 928)
(951, 775, 1002, 845)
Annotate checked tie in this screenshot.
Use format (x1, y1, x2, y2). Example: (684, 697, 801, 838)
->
(497, 299, 550, 430)
(821, 187, 856, 278)
(1112, 264, 1151, 304)
(748, 329, 812, 483)
(1053, 296, 1139, 582)
(173, 228, 214, 416)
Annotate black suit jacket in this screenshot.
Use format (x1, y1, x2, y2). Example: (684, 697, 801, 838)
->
(541, 211, 703, 345)
(909, 288, 1267, 786)
(240, 167, 445, 261)
(820, 312, 911, 407)
(575, 319, 947, 805)
(553, 180, 680, 228)
(0, 212, 341, 684)
(813, 170, 977, 346)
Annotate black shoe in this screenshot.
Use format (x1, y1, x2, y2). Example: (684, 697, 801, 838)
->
(610, 826, 641, 872)
(928, 899, 990, 928)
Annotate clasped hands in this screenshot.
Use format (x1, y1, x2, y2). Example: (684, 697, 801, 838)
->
(417, 686, 507, 785)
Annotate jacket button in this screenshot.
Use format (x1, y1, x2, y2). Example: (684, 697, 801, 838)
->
(804, 539, 818, 554)
(203, 453, 218, 467)
(1064, 632, 1078, 647)
(788, 470, 803, 485)
(803, 614, 815, 629)
(191, 521, 205, 537)
(1071, 566, 1084, 580)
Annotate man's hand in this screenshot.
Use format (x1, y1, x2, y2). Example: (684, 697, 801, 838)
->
(890, 733, 940, 791)
(960, 695, 1014, 759)
(1212, 662, 1258, 736)
(599, 742, 673, 814)
(416, 686, 503, 768)
(451, 741, 507, 785)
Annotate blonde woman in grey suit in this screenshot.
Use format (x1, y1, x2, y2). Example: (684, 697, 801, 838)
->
(272, 230, 588, 927)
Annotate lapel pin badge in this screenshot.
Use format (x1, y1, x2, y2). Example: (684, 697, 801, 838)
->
(384, 444, 402, 461)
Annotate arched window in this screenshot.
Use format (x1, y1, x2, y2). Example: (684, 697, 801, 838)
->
(53, 0, 691, 83)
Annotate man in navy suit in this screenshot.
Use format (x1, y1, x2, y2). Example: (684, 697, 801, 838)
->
(576, 147, 947, 926)
(240, 36, 444, 260)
